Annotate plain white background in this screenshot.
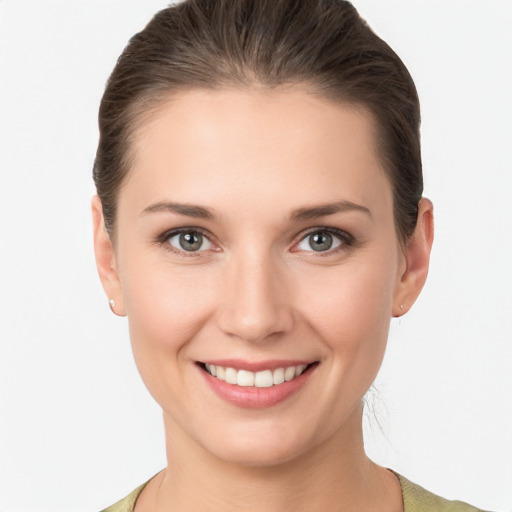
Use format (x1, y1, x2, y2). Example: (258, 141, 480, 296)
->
(0, 1, 511, 511)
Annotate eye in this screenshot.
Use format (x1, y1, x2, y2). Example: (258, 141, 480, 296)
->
(296, 229, 349, 253)
(167, 230, 213, 252)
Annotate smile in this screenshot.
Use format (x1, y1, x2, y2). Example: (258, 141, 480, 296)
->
(197, 360, 318, 408)
(203, 363, 309, 388)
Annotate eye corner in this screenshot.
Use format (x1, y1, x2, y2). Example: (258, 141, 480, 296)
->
(293, 227, 356, 255)
(157, 227, 219, 256)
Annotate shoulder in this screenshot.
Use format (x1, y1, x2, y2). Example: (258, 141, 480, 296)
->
(99, 481, 148, 512)
(397, 474, 490, 512)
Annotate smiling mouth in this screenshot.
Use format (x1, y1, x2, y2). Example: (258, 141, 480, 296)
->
(198, 362, 318, 388)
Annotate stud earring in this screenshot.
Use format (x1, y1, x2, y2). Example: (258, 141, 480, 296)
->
(394, 303, 405, 318)
(109, 298, 116, 312)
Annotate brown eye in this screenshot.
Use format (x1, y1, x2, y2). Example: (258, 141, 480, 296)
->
(168, 230, 212, 252)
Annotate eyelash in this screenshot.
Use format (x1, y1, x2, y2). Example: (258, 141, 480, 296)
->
(157, 226, 355, 257)
(157, 227, 214, 258)
(295, 227, 355, 256)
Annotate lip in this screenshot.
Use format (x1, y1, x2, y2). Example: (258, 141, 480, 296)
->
(197, 360, 318, 409)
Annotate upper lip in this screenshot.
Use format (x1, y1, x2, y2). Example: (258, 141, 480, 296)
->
(198, 359, 317, 372)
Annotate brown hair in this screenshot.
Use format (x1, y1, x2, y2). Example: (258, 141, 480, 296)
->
(93, 0, 422, 243)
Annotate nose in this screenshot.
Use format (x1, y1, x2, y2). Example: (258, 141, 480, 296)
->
(215, 252, 294, 344)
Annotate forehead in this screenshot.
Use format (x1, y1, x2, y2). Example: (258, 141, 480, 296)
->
(121, 88, 392, 220)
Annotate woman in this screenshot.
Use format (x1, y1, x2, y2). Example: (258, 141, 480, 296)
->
(91, 1, 485, 510)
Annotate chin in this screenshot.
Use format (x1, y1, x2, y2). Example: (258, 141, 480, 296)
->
(211, 443, 305, 468)
(197, 422, 316, 468)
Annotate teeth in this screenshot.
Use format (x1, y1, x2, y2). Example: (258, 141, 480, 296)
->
(295, 364, 307, 376)
(204, 363, 311, 387)
(237, 370, 255, 387)
(205, 363, 216, 377)
(254, 369, 273, 388)
(273, 367, 285, 385)
(225, 367, 237, 385)
(284, 366, 296, 381)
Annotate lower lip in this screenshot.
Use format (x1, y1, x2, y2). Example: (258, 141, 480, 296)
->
(198, 365, 316, 409)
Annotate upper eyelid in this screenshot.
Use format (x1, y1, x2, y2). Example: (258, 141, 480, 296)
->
(159, 226, 213, 242)
(298, 226, 350, 237)
(295, 226, 353, 243)
(158, 226, 352, 242)
(157, 226, 353, 250)
(159, 227, 216, 256)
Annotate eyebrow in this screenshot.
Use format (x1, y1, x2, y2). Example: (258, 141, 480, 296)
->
(141, 199, 371, 221)
(141, 202, 215, 219)
(290, 201, 372, 221)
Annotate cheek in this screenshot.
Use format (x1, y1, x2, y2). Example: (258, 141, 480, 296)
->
(294, 258, 398, 427)
(126, 270, 214, 335)
(297, 253, 398, 367)
(118, 256, 218, 394)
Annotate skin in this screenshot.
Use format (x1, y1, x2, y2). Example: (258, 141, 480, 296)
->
(93, 88, 433, 512)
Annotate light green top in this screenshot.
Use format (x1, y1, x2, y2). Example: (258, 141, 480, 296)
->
(100, 473, 489, 512)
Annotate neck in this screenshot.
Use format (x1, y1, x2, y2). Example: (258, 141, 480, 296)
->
(139, 403, 402, 512)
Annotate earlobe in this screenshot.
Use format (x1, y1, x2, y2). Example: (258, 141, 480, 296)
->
(91, 195, 126, 316)
(392, 198, 434, 317)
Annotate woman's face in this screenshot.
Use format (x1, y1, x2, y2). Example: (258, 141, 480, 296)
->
(96, 88, 425, 466)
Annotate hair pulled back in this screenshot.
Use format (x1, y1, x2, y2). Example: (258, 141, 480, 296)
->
(93, 0, 422, 243)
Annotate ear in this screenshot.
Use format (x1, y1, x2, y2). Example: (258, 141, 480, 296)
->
(91, 195, 126, 317)
(392, 197, 434, 317)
